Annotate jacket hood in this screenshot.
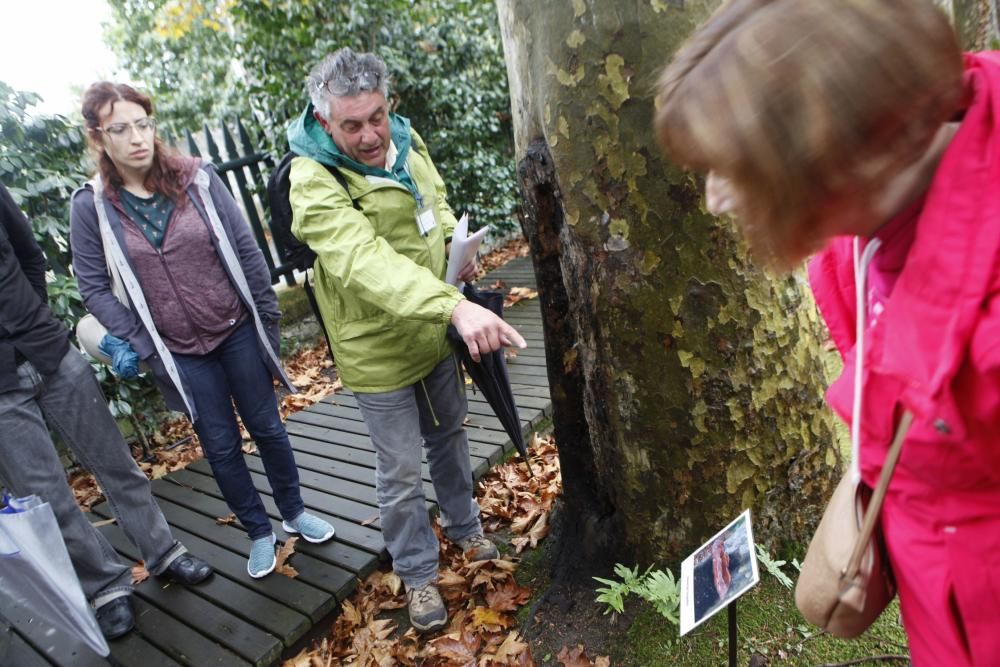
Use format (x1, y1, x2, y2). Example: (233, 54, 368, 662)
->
(287, 103, 414, 181)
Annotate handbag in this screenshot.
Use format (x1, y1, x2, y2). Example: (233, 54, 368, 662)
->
(795, 410, 913, 638)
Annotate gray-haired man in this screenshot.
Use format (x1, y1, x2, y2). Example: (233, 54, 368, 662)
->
(286, 48, 526, 632)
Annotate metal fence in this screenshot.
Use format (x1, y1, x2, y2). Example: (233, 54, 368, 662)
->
(183, 118, 297, 287)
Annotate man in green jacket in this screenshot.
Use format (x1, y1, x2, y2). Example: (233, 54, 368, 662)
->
(288, 47, 526, 633)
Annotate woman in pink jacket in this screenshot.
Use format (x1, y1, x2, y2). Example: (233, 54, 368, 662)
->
(655, 1, 1000, 664)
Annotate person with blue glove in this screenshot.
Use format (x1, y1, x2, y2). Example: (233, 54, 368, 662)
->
(98, 333, 139, 379)
(71, 82, 335, 583)
(0, 180, 213, 641)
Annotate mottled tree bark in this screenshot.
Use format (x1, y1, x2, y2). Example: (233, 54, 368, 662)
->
(497, 0, 843, 569)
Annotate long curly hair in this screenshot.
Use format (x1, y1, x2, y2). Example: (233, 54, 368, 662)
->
(81, 82, 189, 201)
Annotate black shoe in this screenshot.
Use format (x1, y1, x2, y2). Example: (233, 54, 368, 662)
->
(161, 553, 213, 585)
(96, 596, 135, 640)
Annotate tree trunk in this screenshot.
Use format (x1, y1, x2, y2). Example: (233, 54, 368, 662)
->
(497, 0, 843, 570)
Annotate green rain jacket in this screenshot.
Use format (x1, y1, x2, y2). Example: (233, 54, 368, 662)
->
(288, 104, 463, 392)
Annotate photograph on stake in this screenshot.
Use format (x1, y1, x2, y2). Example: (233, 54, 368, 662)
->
(680, 509, 760, 635)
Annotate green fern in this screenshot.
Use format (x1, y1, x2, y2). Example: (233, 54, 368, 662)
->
(593, 576, 630, 615)
(755, 545, 794, 589)
(635, 568, 680, 625)
(593, 563, 680, 626)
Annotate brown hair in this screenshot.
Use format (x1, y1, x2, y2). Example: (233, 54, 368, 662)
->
(81, 82, 189, 201)
(654, 0, 964, 266)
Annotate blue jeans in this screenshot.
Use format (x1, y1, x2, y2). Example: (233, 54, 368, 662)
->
(0, 348, 185, 607)
(354, 356, 481, 588)
(174, 321, 303, 540)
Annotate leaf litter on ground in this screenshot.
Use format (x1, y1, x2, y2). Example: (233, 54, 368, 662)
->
(283, 433, 610, 666)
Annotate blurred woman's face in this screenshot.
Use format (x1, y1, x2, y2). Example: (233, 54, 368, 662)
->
(705, 171, 882, 252)
(98, 100, 156, 177)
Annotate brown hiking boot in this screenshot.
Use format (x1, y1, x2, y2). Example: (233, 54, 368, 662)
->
(457, 533, 499, 561)
(406, 582, 447, 633)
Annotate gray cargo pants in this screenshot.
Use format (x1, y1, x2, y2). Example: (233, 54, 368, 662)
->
(354, 356, 482, 588)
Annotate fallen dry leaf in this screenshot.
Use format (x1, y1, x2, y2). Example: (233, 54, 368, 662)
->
(275, 537, 299, 578)
(438, 568, 467, 587)
(340, 599, 363, 628)
(381, 571, 403, 596)
(470, 606, 510, 631)
(486, 580, 533, 612)
(556, 645, 594, 667)
(90, 517, 116, 528)
(492, 631, 531, 663)
(215, 513, 237, 525)
(429, 630, 481, 666)
(504, 286, 539, 308)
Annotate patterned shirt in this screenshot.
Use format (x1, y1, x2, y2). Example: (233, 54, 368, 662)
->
(119, 189, 175, 249)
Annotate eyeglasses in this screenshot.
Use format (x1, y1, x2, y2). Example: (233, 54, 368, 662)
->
(101, 117, 156, 141)
(319, 71, 382, 96)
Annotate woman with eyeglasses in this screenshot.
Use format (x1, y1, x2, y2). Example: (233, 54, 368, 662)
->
(70, 82, 335, 579)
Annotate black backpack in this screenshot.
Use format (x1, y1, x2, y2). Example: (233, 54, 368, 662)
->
(266, 151, 361, 359)
(265, 151, 360, 272)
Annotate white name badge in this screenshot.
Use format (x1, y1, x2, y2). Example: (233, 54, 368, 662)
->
(416, 206, 437, 236)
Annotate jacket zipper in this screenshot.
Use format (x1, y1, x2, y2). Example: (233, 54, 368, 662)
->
(157, 247, 207, 356)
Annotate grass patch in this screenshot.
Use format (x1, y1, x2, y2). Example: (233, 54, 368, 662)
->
(614, 575, 907, 666)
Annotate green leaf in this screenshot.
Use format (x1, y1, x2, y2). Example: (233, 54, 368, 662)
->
(756, 544, 794, 589)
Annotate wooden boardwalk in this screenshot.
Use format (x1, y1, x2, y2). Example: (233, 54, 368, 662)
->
(0, 257, 550, 667)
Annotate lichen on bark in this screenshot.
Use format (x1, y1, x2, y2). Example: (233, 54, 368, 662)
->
(499, 0, 843, 565)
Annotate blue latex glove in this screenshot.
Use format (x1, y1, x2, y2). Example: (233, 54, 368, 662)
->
(98, 334, 140, 379)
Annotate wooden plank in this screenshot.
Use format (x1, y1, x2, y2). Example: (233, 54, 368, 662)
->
(124, 497, 355, 601)
(149, 477, 374, 576)
(232, 464, 385, 527)
(498, 345, 547, 358)
(498, 363, 548, 377)
(245, 450, 385, 504)
(0, 595, 115, 667)
(320, 394, 538, 431)
(285, 434, 486, 483)
(164, 469, 384, 556)
(503, 354, 548, 369)
(184, 456, 381, 509)
(285, 412, 503, 463)
(129, 596, 249, 667)
(333, 388, 550, 418)
(0, 626, 52, 667)
(505, 372, 550, 387)
(131, 577, 281, 666)
(509, 384, 552, 399)
(91, 503, 334, 623)
(287, 410, 511, 446)
(308, 400, 515, 436)
(93, 518, 309, 648)
(243, 450, 441, 506)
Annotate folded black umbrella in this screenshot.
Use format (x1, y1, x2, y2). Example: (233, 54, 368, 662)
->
(447, 283, 534, 477)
